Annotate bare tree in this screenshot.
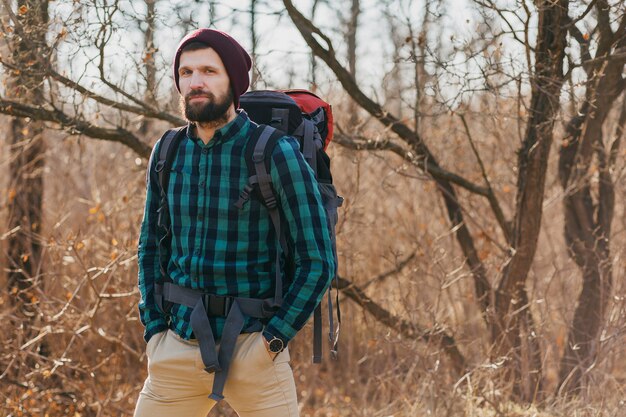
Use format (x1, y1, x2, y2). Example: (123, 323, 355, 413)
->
(557, 2, 626, 396)
(139, 0, 158, 134)
(283, 0, 569, 401)
(345, 0, 360, 126)
(308, 0, 323, 91)
(4, 0, 49, 322)
(491, 0, 569, 400)
(0, 1, 185, 159)
(249, 0, 260, 89)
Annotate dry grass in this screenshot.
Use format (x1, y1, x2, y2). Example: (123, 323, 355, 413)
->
(0, 100, 624, 417)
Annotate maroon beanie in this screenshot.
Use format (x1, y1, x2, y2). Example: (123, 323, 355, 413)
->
(173, 28, 252, 108)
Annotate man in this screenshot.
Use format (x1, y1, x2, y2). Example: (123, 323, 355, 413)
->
(134, 29, 334, 417)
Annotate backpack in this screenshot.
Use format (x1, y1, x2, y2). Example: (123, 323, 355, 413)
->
(153, 89, 342, 364)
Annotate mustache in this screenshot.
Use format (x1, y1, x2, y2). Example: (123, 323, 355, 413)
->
(185, 90, 214, 100)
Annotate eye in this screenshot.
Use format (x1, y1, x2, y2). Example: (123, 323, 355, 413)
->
(180, 69, 191, 76)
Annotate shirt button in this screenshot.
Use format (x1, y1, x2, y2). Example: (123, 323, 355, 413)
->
(198, 215, 203, 221)
(202, 148, 209, 154)
(194, 248, 200, 255)
(199, 181, 205, 187)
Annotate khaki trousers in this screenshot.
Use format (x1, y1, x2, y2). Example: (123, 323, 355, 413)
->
(134, 330, 299, 417)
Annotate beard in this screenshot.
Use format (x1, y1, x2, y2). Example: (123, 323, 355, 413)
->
(181, 87, 234, 125)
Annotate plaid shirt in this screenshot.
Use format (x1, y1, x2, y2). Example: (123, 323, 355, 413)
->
(138, 111, 334, 344)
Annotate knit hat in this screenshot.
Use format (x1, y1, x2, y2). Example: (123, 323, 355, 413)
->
(173, 28, 252, 108)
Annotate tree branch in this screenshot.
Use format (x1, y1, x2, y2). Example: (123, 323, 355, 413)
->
(48, 67, 185, 126)
(458, 114, 512, 243)
(360, 252, 416, 290)
(334, 131, 490, 197)
(0, 56, 185, 126)
(334, 275, 467, 374)
(609, 92, 626, 169)
(596, 0, 613, 45)
(0, 98, 151, 158)
(565, 16, 592, 73)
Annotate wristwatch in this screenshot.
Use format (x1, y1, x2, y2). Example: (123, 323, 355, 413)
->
(264, 333, 285, 354)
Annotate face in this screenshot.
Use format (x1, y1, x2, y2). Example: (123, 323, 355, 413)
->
(178, 47, 234, 124)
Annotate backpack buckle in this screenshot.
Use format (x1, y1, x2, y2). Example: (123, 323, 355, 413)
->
(234, 184, 254, 210)
(155, 160, 166, 173)
(264, 195, 277, 209)
(204, 294, 233, 317)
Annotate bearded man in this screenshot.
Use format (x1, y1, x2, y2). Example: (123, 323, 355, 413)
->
(134, 28, 334, 417)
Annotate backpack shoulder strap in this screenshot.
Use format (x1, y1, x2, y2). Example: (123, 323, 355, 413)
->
(249, 125, 285, 208)
(244, 124, 288, 308)
(152, 126, 185, 314)
(154, 126, 186, 199)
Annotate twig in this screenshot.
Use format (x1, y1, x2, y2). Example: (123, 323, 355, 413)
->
(458, 114, 511, 242)
(361, 252, 416, 290)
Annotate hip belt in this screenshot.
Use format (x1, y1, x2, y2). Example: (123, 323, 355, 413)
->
(155, 282, 277, 402)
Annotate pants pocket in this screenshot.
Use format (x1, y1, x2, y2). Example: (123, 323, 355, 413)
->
(146, 331, 166, 360)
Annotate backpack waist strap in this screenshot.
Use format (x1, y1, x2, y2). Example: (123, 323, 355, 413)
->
(160, 282, 276, 319)
(160, 281, 277, 402)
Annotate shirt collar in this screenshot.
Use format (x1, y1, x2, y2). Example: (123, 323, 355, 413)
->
(186, 110, 249, 146)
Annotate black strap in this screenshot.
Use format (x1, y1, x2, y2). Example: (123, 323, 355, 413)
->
(313, 304, 322, 363)
(251, 126, 287, 306)
(153, 126, 186, 313)
(156, 127, 186, 210)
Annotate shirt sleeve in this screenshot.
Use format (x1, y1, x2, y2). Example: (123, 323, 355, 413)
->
(264, 136, 335, 343)
(137, 140, 169, 343)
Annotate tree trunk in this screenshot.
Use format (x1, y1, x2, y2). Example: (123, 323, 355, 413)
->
(139, 0, 157, 134)
(557, 10, 625, 394)
(6, 0, 49, 319)
(346, 0, 360, 126)
(249, 0, 259, 90)
(491, 0, 569, 402)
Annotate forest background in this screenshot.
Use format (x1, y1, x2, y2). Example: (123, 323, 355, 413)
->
(0, 0, 625, 416)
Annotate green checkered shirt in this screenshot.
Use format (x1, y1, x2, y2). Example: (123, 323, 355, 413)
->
(138, 111, 335, 344)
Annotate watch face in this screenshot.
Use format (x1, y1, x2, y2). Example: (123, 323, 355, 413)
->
(268, 337, 284, 353)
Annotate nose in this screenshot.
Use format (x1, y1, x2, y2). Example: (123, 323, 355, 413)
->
(189, 71, 204, 89)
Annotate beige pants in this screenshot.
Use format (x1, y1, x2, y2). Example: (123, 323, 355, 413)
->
(134, 330, 299, 417)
